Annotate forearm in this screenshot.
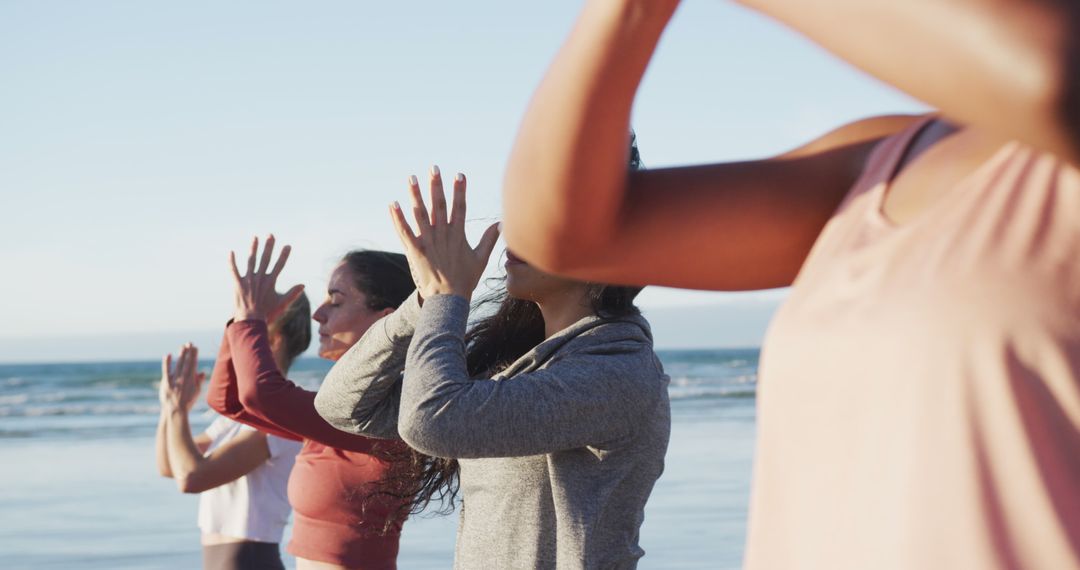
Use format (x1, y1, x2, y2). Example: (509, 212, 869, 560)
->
(164, 408, 205, 490)
(229, 320, 380, 450)
(737, 0, 1079, 162)
(503, 0, 680, 270)
(206, 332, 242, 416)
(315, 293, 421, 438)
(398, 295, 478, 457)
(399, 296, 663, 458)
(155, 410, 173, 477)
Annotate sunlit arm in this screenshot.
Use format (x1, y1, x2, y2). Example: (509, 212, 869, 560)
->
(735, 0, 1080, 166)
(163, 406, 269, 494)
(503, 0, 679, 279)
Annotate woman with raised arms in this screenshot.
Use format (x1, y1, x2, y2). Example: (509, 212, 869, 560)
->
(315, 165, 670, 569)
(501, 1, 1080, 568)
(156, 290, 307, 570)
(206, 240, 418, 570)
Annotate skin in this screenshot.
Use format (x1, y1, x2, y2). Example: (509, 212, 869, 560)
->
(390, 166, 591, 338)
(501, 0, 1080, 290)
(505, 252, 592, 339)
(155, 343, 282, 546)
(312, 263, 393, 361)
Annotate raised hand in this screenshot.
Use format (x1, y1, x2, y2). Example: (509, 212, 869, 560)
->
(228, 235, 305, 323)
(390, 166, 500, 303)
(160, 343, 206, 413)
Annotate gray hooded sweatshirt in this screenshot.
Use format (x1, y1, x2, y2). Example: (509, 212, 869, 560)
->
(314, 293, 671, 570)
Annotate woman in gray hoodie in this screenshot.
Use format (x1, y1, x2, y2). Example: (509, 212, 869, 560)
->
(314, 164, 670, 569)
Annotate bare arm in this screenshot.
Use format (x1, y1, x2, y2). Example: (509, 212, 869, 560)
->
(165, 409, 270, 494)
(509, 99, 918, 289)
(736, 0, 1080, 166)
(162, 344, 272, 494)
(155, 409, 173, 478)
(504, 0, 1080, 288)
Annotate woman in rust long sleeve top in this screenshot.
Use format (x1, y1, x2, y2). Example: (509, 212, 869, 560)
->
(207, 238, 416, 570)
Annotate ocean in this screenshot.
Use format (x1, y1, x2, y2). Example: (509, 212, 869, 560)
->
(0, 349, 758, 569)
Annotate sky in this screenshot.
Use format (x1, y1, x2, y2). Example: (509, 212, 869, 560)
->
(0, 1, 925, 362)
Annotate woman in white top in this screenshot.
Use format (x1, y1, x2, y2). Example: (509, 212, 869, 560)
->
(155, 294, 311, 570)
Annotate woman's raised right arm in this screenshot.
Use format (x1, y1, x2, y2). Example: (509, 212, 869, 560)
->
(737, 0, 1080, 166)
(205, 330, 302, 442)
(502, 0, 918, 290)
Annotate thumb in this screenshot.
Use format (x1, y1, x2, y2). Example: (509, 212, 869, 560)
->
(473, 222, 501, 264)
(282, 284, 305, 308)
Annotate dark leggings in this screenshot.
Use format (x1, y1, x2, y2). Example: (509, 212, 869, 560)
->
(202, 541, 285, 570)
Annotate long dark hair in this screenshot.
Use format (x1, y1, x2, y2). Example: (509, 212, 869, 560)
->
(341, 250, 462, 526)
(342, 250, 414, 311)
(380, 277, 643, 525)
(373, 133, 646, 526)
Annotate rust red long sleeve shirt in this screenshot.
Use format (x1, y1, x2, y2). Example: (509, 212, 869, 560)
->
(207, 319, 409, 569)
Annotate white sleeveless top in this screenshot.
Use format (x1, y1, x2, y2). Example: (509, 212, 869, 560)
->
(197, 416, 302, 543)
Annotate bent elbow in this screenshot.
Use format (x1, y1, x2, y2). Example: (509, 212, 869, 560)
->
(504, 225, 601, 277)
(313, 389, 348, 430)
(398, 414, 454, 458)
(237, 389, 264, 414)
(175, 475, 206, 494)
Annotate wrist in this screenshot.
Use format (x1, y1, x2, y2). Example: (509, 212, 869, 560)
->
(233, 310, 266, 322)
(425, 289, 470, 303)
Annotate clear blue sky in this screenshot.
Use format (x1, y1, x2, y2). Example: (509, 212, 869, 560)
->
(0, 1, 925, 361)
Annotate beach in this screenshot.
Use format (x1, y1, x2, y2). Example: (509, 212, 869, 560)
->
(0, 352, 756, 569)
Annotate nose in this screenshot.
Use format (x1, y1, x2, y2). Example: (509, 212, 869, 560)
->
(312, 303, 328, 324)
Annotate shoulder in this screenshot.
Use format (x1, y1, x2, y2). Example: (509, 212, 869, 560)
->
(554, 316, 666, 384)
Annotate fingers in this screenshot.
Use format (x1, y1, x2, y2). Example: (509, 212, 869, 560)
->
(474, 222, 502, 264)
(162, 353, 172, 380)
(449, 172, 467, 227)
(174, 345, 189, 386)
(390, 202, 420, 250)
(408, 176, 433, 235)
(229, 251, 243, 285)
(428, 165, 448, 227)
(270, 244, 291, 278)
(282, 284, 305, 310)
(258, 234, 275, 275)
(246, 236, 258, 278)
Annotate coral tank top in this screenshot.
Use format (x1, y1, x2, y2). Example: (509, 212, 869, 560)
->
(747, 117, 1080, 569)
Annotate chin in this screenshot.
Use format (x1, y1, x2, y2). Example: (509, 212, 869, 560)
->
(318, 343, 340, 362)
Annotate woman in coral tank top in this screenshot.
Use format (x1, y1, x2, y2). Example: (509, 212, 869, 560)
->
(207, 238, 420, 570)
(501, 1, 1080, 568)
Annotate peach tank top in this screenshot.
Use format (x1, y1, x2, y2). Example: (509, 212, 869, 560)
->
(747, 117, 1080, 569)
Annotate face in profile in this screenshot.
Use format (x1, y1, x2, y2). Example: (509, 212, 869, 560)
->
(504, 250, 583, 303)
(311, 263, 391, 361)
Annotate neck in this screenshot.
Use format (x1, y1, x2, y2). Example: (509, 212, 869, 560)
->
(273, 351, 291, 374)
(537, 287, 593, 339)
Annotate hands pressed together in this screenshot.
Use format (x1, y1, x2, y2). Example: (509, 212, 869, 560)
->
(228, 235, 305, 324)
(389, 166, 500, 303)
(159, 343, 205, 413)
(221, 165, 497, 327)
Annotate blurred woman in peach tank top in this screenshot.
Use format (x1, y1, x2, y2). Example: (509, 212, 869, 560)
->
(499, 0, 1080, 568)
(750, 116, 1080, 569)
